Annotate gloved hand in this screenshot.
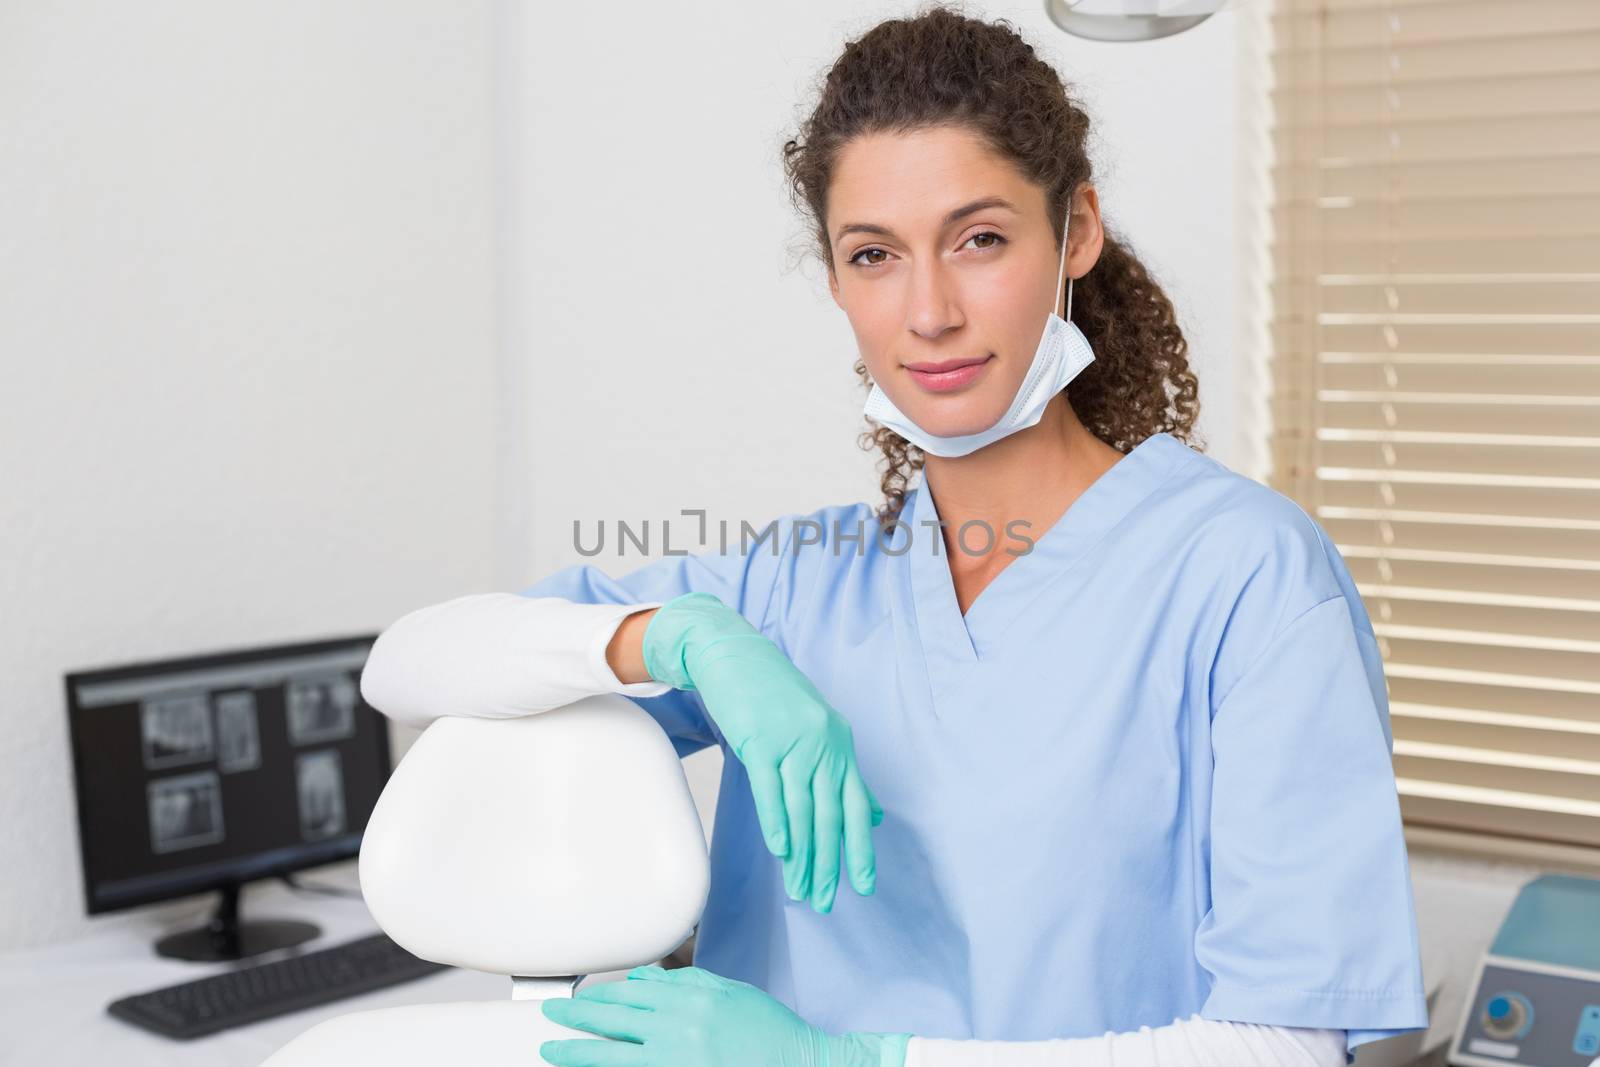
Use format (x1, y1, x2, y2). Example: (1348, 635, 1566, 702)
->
(642, 591, 882, 912)
(539, 965, 910, 1067)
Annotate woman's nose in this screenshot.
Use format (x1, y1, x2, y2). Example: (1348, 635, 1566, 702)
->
(904, 255, 964, 340)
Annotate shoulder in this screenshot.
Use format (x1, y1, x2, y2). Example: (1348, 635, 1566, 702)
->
(1156, 449, 1377, 683)
(1172, 444, 1316, 532)
(1155, 448, 1387, 712)
(1167, 447, 1350, 611)
(747, 501, 881, 641)
(780, 500, 881, 549)
(727, 500, 884, 588)
(745, 501, 880, 558)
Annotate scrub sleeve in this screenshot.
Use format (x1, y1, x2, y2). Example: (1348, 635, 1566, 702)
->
(1194, 503, 1429, 1063)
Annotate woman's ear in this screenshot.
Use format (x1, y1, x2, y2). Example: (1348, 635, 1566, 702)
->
(1068, 181, 1106, 279)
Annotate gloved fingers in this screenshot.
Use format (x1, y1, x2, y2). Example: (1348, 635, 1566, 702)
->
(742, 757, 789, 858)
(779, 753, 815, 902)
(572, 975, 687, 1011)
(626, 964, 729, 991)
(841, 764, 877, 896)
(541, 997, 656, 1044)
(864, 775, 884, 827)
(809, 757, 845, 913)
(540, 1038, 647, 1067)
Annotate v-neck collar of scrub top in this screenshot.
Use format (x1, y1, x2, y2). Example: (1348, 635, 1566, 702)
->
(902, 430, 1197, 666)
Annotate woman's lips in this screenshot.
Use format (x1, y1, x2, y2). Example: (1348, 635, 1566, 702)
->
(905, 355, 993, 393)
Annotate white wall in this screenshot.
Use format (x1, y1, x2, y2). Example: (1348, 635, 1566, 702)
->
(0, 1, 498, 950)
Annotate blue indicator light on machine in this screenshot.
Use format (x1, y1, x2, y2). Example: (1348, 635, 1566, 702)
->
(1488, 997, 1511, 1019)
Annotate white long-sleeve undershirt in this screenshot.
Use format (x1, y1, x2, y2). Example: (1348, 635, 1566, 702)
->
(904, 1013, 1348, 1067)
(358, 593, 671, 730)
(359, 593, 1352, 1067)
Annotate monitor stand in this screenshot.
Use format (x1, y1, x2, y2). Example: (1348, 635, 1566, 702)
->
(155, 882, 321, 962)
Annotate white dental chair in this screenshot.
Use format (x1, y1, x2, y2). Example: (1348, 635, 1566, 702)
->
(261, 694, 711, 1065)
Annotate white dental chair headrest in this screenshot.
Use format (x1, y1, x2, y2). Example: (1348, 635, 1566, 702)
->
(358, 694, 710, 976)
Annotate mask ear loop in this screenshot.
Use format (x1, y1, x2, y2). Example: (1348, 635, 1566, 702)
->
(1056, 191, 1074, 321)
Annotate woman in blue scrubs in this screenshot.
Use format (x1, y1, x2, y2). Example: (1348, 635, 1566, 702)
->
(365, 7, 1428, 1066)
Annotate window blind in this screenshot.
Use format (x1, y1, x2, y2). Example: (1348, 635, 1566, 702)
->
(1265, 0, 1600, 854)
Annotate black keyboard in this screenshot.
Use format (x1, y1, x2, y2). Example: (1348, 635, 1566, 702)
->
(107, 931, 451, 1040)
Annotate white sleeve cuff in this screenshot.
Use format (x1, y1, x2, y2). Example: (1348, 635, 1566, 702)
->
(904, 1015, 1347, 1067)
(585, 601, 673, 697)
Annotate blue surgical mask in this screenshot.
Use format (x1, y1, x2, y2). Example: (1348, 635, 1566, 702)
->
(861, 198, 1095, 458)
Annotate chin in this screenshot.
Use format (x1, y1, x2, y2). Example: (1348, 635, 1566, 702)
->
(903, 404, 1005, 439)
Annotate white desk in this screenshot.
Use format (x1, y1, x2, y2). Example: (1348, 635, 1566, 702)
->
(0, 864, 630, 1066)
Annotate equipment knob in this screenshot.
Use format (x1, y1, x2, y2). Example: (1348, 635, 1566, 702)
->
(1482, 993, 1531, 1040)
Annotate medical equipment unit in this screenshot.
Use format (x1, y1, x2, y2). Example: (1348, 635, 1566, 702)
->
(261, 693, 711, 1065)
(1448, 874, 1600, 1067)
(64, 635, 391, 961)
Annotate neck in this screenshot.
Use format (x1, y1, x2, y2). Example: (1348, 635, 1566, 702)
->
(919, 394, 1122, 551)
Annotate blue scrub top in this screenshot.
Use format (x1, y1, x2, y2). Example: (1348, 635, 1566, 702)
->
(521, 431, 1429, 1063)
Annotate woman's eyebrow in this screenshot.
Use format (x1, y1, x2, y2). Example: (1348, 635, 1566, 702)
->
(834, 196, 1018, 243)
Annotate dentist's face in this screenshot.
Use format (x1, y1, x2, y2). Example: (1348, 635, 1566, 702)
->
(826, 125, 1087, 442)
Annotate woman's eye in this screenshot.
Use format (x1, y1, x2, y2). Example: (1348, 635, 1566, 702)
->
(846, 231, 1005, 268)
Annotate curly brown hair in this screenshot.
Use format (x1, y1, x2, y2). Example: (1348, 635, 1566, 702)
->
(780, 3, 1204, 528)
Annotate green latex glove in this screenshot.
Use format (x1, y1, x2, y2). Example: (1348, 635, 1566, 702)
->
(642, 591, 883, 912)
(539, 965, 910, 1067)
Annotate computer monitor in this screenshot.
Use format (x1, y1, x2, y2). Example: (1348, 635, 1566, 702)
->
(65, 634, 392, 962)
